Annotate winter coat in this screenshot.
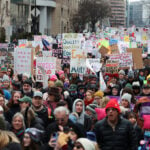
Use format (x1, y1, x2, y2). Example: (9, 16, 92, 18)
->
(31, 105, 54, 129)
(2, 142, 22, 150)
(94, 117, 138, 150)
(72, 99, 92, 131)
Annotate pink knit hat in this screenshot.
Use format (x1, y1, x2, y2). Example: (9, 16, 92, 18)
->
(50, 75, 57, 81)
(58, 70, 64, 76)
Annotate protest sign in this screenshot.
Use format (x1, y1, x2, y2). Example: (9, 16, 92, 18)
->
(109, 53, 133, 68)
(110, 44, 119, 54)
(42, 51, 52, 57)
(109, 39, 118, 46)
(105, 60, 119, 74)
(118, 41, 129, 53)
(86, 59, 101, 73)
(56, 59, 62, 71)
(127, 48, 143, 69)
(70, 58, 86, 74)
(0, 43, 8, 49)
(36, 57, 56, 82)
(85, 40, 93, 53)
(52, 49, 63, 59)
(148, 40, 150, 54)
(99, 46, 109, 56)
(18, 39, 28, 46)
(63, 33, 84, 57)
(14, 48, 32, 75)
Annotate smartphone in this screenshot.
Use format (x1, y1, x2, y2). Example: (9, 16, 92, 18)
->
(52, 132, 58, 142)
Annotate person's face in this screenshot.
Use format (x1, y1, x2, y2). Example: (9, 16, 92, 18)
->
(0, 97, 4, 107)
(72, 73, 77, 78)
(60, 74, 65, 80)
(55, 111, 69, 126)
(75, 101, 83, 113)
(85, 92, 92, 100)
(48, 94, 55, 102)
(12, 116, 23, 130)
(7, 69, 11, 76)
(3, 81, 10, 89)
(65, 78, 69, 84)
(69, 131, 78, 142)
(23, 133, 31, 147)
(32, 96, 43, 109)
(121, 99, 129, 108)
(112, 88, 118, 96)
(128, 117, 136, 125)
(90, 78, 97, 84)
(73, 142, 84, 150)
(23, 84, 31, 93)
(94, 96, 102, 106)
(106, 108, 119, 123)
(13, 92, 21, 104)
(119, 74, 124, 79)
(143, 88, 150, 95)
(19, 102, 30, 110)
(140, 72, 144, 76)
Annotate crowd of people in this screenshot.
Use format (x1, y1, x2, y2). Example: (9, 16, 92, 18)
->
(0, 63, 150, 150)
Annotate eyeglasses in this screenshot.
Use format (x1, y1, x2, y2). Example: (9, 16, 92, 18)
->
(55, 118, 65, 122)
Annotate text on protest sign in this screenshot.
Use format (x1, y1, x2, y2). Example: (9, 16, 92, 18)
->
(109, 53, 133, 68)
(36, 57, 56, 82)
(14, 48, 32, 74)
(105, 60, 119, 74)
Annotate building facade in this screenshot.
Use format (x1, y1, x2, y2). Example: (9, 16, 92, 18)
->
(109, 0, 126, 27)
(0, 0, 11, 41)
(128, 0, 150, 27)
(51, 0, 80, 35)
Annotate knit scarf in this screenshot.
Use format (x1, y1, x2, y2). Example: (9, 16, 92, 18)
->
(13, 129, 24, 138)
(84, 98, 94, 106)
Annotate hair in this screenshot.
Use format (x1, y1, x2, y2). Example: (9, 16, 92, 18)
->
(0, 130, 20, 149)
(101, 96, 110, 108)
(7, 67, 14, 78)
(22, 133, 40, 150)
(86, 90, 94, 98)
(7, 91, 22, 108)
(12, 112, 26, 130)
(54, 106, 69, 116)
(57, 100, 68, 107)
(0, 95, 8, 112)
(21, 107, 35, 128)
(125, 112, 137, 120)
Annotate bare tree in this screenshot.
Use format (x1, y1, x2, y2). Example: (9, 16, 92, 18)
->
(71, 0, 111, 32)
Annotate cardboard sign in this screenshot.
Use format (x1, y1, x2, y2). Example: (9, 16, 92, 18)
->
(99, 46, 109, 56)
(127, 48, 143, 69)
(144, 59, 150, 67)
(70, 58, 86, 74)
(36, 57, 56, 82)
(106, 60, 119, 74)
(109, 53, 133, 68)
(14, 48, 32, 74)
(110, 44, 119, 54)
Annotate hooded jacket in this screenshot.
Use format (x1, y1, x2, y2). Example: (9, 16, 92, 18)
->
(72, 99, 92, 131)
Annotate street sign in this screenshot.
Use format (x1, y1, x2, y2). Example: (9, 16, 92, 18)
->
(31, 8, 40, 17)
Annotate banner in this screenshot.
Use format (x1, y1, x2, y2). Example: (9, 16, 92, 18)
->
(36, 57, 56, 82)
(109, 53, 133, 68)
(14, 48, 32, 74)
(105, 60, 119, 74)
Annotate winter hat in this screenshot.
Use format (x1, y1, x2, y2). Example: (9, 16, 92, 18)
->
(70, 123, 86, 138)
(86, 132, 96, 142)
(55, 80, 63, 88)
(86, 104, 97, 115)
(25, 128, 44, 143)
(23, 79, 32, 87)
(69, 84, 77, 92)
(33, 91, 43, 98)
(89, 74, 97, 79)
(142, 84, 150, 89)
(23, 73, 30, 78)
(18, 96, 32, 104)
(125, 83, 132, 89)
(12, 80, 21, 89)
(50, 75, 57, 81)
(132, 81, 140, 87)
(105, 99, 120, 113)
(128, 71, 134, 78)
(58, 70, 64, 76)
(94, 91, 104, 98)
(95, 108, 106, 120)
(119, 70, 125, 75)
(121, 93, 132, 104)
(2, 74, 10, 82)
(76, 138, 96, 150)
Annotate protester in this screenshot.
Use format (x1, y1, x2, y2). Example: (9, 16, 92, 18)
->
(94, 99, 138, 150)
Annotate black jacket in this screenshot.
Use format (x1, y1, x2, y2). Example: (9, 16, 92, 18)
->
(93, 117, 138, 150)
(2, 142, 22, 150)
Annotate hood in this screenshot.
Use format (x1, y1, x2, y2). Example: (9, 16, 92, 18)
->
(72, 99, 85, 114)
